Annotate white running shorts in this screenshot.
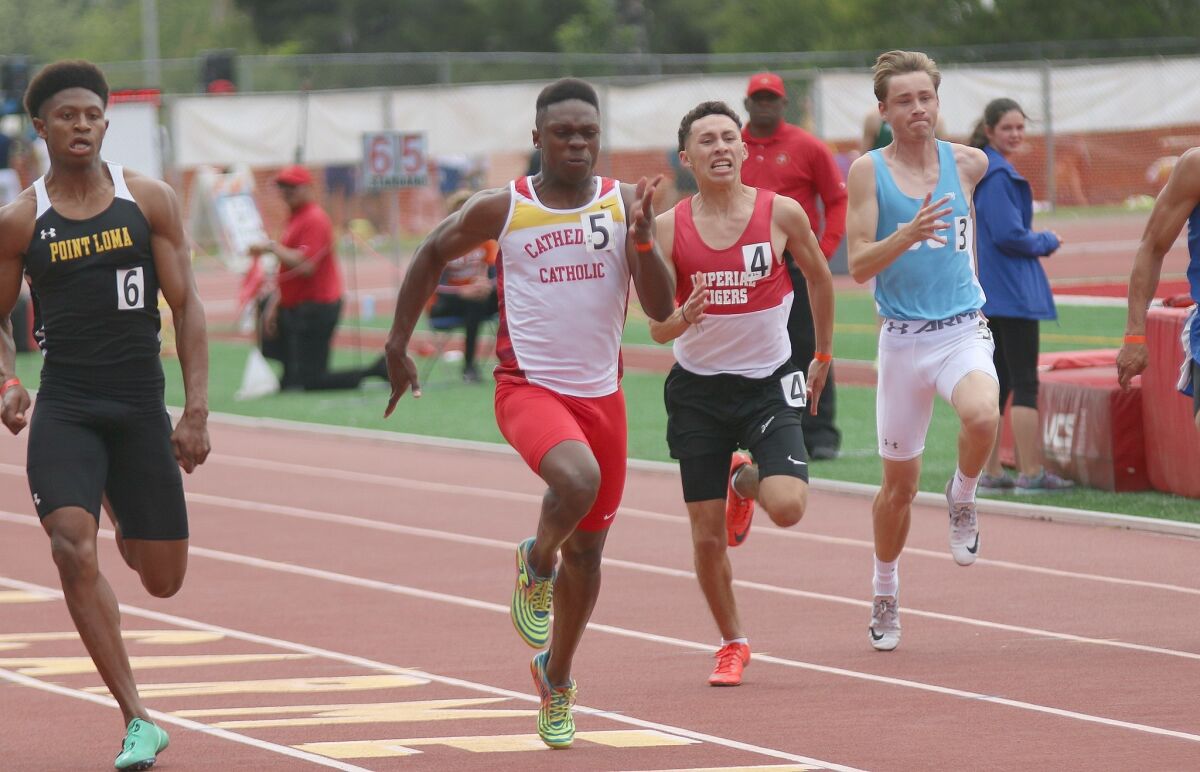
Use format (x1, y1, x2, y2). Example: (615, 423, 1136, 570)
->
(876, 311, 998, 461)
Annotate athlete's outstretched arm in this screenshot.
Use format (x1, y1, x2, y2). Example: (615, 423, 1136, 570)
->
(845, 154, 952, 283)
(0, 196, 35, 435)
(623, 176, 675, 323)
(647, 209, 709, 344)
(1118, 148, 1200, 390)
(777, 196, 834, 414)
(383, 187, 509, 414)
(141, 176, 210, 473)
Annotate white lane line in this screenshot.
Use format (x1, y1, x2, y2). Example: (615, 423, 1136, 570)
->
(0, 664, 370, 771)
(2, 527, 1195, 747)
(0, 576, 856, 772)
(188, 455, 1200, 596)
(167, 495, 1200, 663)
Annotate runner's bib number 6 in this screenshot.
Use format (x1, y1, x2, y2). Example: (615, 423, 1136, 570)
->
(780, 370, 807, 408)
(116, 267, 145, 310)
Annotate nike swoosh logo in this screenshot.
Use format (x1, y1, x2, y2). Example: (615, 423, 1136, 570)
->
(967, 535, 979, 554)
(733, 528, 749, 544)
(786, 455, 807, 466)
(870, 628, 885, 641)
(602, 511, 616, 521)
(760, 416, 776, 434)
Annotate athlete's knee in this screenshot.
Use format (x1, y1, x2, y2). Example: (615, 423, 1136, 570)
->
(140, 570, 185, 598)
(691, 528, 727, 564)
(49, 532, 99, 583)
(878, 478, 919, 511)
(548, 462, 601, 515)
(766, 497, 805, 528)
(961, 400, 1000, 436)
(560, 537, 604, 575)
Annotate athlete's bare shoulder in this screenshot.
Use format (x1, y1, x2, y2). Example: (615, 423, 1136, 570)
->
(1175, 147, 1200, 183)
(453, 185, 512, 237)
(950, 142, 988, 185)
(0, 189, 38, 258)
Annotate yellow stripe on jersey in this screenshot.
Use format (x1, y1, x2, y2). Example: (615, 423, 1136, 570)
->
(508, 197, 626, 232)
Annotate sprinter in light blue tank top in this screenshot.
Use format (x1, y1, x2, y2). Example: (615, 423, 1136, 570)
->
(1118, 146, 1200, 430)
(871, 140, 986, 321)
(845, 50, 999, 654)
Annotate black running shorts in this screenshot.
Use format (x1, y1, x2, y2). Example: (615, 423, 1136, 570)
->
(664, 363, 809, 502)
(27, 391, 188, 540)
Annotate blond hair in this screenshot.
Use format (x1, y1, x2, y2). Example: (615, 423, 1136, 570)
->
(873, 50, 941, 103)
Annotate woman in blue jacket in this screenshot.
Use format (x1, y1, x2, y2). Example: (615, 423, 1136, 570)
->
(971, 98, 1074, 492)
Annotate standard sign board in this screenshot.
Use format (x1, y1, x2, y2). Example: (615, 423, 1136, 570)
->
(362, 131, 429, 189)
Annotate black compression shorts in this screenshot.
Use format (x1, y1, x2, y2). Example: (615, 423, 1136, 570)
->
(27, 391, 188, 540)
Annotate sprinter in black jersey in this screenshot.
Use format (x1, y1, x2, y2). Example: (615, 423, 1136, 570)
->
(0, 60, 209, 771)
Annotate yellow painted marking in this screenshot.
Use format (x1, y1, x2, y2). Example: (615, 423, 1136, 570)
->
(575, 730, 697, 748)
(623, 765, 823, 772)
(0, 653, 307, 677)
(173, 698, 535, 729)
(296, 729, 695, 758)
(0, 630, 224, 648)
(85, 674, 428, 699)
(0, 591, 52, 604)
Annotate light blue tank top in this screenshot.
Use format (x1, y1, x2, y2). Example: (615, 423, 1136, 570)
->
(870, 140, 985, 320)
(1187, 203, 1199, 303)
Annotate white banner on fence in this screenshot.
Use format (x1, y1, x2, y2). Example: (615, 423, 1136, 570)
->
(168, 57, 1200, 168)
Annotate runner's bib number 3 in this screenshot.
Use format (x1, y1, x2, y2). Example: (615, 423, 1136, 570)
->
(116, 267, 145, 310)
(780, 370, 807, 408)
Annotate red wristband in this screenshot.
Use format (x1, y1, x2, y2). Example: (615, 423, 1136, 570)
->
(1, 377, 21, 396)
(634, 241, 654, 253)
(1123, 335, 1146, 344)
(814, 352, 833, 362)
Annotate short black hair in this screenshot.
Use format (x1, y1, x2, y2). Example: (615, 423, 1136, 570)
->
(24, 60, 109, 119)
(535, 78, 599, 124)
(677, 101, 742, 151)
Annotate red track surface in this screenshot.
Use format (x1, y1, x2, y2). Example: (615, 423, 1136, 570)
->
(2, 418, 1199, 770)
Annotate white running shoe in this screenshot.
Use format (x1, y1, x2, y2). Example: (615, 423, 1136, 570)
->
(869, 594, 901, 651)
(946, 481, 980, 566)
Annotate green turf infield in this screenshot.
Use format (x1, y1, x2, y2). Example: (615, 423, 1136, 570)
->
(333, 286, 1126, 363)
(14, 337, 1194, 524)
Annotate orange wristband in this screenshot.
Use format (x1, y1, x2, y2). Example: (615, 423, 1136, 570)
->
(1123, 335, 1146, 344)
(634, 241, 654, 253)
(1, 377, 20, 396)
(814, 352, 833, 362)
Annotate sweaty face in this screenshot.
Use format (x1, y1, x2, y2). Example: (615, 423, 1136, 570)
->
(986, 109, 1026, 157)
(533, 100, 601, 184)
(881, 71, 939, 140)
(683, 113, 746, 182)
(36, 87, 108, 162)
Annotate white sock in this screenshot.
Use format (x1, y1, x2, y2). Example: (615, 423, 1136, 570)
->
(721, 636, 749, 647)
(951, 468, 979, 503)
(873, 555, 899, 597)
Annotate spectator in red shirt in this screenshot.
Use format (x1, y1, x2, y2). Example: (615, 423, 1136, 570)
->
(741, 72, 847, 458)
(253, 164, 383, 390)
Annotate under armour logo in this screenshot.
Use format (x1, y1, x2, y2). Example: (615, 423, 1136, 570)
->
(32, 493, 41, 506)
(886, 321, 909, 334)
(882, 439, 899, 450)
(40, 228, 56, 240)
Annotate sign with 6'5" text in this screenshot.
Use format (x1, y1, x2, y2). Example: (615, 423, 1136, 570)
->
(361, 131, 429, 189)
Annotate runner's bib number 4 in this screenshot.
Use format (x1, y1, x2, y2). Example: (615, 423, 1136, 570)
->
(780, 370, 807, 408)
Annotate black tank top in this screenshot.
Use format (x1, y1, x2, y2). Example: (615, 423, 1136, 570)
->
(24, 164, 163, 392)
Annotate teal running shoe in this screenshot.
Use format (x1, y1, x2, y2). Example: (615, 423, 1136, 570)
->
(114, 718, 169, 771)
